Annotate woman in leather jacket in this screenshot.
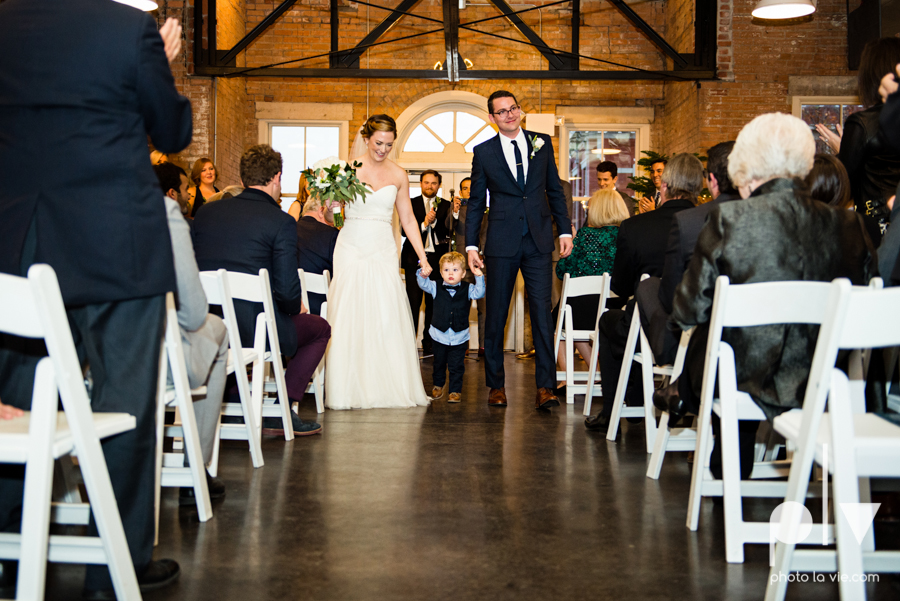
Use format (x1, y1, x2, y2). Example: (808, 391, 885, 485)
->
(818, 38, 900, 225)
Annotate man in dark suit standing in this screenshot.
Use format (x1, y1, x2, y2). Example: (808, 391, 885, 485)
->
(584, 154, 702, 431)
(192, 145, 329, 436)
(0, 1, 191, 596)
(401, 170, 452, 355)
(450, 178, 487, 354)
(466, 90, 573, 410)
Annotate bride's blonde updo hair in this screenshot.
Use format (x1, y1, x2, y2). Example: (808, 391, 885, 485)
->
(362, 114, 397, 139)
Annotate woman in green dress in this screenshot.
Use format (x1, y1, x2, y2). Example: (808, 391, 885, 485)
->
(554, 188, 630, 376)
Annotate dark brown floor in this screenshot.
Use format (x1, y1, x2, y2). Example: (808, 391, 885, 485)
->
(48, 353, 900, 600)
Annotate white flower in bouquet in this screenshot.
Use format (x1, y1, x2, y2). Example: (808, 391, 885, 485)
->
(302, 156, 368, 206)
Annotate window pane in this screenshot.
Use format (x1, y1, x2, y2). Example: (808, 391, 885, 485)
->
(424, 112, 454, 145)
(800, 104, 840, 155)
(603, 131, 637, 196)
(306, 126, 340, 168)
(409, 184, 421, 199)
(457, 111, 488, 144)
(464, 125, 495, 152)
(271, 126, 306, 194)
(405, 124, 444, 152)
(843, 104, 865, 118)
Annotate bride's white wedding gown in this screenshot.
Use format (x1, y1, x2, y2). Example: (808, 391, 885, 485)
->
(325, 184, 430, 409)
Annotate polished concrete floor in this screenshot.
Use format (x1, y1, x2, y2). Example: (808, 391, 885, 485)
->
(49, 353, 900, 600)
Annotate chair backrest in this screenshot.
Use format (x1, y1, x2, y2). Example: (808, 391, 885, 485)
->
(225, 270, 265, 303)
(298, 269, 331, 312)
(700, 276, 836, 409)
(0, 265, 101, 446)
(559, 273, 608, 305)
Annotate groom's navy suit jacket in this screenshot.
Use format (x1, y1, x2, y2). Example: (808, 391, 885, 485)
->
(465, 131, 572, 255)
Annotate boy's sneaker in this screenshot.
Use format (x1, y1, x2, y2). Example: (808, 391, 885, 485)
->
(431, 386, 443, 399)
(448, 393, 461, 403)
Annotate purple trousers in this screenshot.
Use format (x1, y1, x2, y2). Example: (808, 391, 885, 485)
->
(284, 313, 331, 400)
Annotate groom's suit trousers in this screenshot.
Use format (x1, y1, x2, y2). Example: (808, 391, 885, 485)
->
(483, 232, 555, 390)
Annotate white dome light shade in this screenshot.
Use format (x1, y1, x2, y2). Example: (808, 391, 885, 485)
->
(751, 0, 816, 19)
(111, 0, 159, 11)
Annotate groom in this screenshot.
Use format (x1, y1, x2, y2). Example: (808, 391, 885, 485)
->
(466, 90, 572, 409)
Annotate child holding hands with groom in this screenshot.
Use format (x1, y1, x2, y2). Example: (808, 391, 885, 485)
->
(416, 252, 485, 402)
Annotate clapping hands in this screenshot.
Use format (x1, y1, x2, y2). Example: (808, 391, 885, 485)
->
(159, 18, 182, 64)
(424, 208, 437, 227)
(880, 65, 900, 103)
(815, 123, 842, 154)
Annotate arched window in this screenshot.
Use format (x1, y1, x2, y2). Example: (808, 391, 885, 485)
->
(403, 110, 495, 156)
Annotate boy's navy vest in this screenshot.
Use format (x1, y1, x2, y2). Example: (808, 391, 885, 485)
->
(432, 281, 471, 333)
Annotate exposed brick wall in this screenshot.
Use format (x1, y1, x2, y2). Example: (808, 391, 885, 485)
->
(152, 0, 854, 183)
(696, 0, 852, 154)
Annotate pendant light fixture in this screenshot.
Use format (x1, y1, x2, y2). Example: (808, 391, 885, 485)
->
(111, 0, 160, 11)
(751, 0, 816, 19)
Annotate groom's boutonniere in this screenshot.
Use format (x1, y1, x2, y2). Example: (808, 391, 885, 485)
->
(530, 135, 545, 160)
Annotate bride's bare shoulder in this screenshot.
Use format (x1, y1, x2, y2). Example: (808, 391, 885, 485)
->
(383, 159, 407, 186)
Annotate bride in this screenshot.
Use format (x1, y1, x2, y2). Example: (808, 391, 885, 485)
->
(325, 114, 433, 409)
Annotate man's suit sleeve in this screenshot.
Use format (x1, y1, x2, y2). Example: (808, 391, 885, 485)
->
(136, 13, 192, 153)
(671, 208, 725, 329)
(609, 223, 634, 298)
(542, 135, 573, 237)
(467, 147, 488, 250)
(658, 216, 684, 315)
(272, 218, 304, 315)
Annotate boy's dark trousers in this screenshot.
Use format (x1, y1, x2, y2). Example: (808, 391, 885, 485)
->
(432, 341, 468, 393)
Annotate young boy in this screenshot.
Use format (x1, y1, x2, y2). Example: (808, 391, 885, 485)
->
(416, 251, 485, 402)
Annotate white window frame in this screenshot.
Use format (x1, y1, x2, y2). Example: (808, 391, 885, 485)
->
(258, 119, 350, 199)
(558, 121, 650, 201)
(791, 95, 862, 119)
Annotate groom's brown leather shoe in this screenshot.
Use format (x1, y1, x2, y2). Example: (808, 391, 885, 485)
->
(535, 387, 560, 410)
(488, 388, 507, 407)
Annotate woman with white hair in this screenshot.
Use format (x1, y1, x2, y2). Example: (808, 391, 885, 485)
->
(666, 112, 877, 478)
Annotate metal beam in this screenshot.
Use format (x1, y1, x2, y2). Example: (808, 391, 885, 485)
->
(197, 65, 715, 80)
(218, 0, 300, 67)
(487, 0, 572, 70)
(443, 0, 460, 82)
(571, 0, 580, 71)
(330, 0, 340, 68)
(606, 0, 688, 69)
(338, 0, 424, 69)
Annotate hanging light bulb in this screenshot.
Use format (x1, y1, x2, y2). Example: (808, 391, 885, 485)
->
(111, 0, 160, 10)
(751, 0, 816, 19)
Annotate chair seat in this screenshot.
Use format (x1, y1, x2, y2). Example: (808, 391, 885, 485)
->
(559, 329, 595, 341)
(226, 348, 258, 373)
(0, 411, 135, 463)
(163, 385, 208, 406)
(774, 411, 900, 477)
(712, 393, 767, 420)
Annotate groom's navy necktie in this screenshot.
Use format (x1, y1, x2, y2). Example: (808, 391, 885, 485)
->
(512, 140, 525, 190)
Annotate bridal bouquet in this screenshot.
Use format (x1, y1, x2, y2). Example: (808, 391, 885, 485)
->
(302, 156, 368, 228)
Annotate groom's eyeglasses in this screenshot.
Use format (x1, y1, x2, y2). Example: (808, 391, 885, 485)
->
(492, 105, 521, 119)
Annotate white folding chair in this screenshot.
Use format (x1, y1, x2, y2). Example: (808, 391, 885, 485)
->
(767, 278, 900, 600)
(686, 276, 837, 564)
(294, 268, 330, 413)
(0, 265, 140, 600)
(153, 292, 213, 545)
(553, 273, 611, 406)
(199, 270, 265, 471)
(595, 274, 667, 453)
(645, 327, 696, 479)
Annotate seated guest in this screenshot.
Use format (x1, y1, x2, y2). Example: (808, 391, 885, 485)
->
(583, 154, 700, 431)
(670, 113, 876, 478)
(297, 197, 340, 316)
(188, 157, 220, 218)
(806, 153, 882, 246)
(192, 145, 329, 436)
(153, 162, 228, 502)
(205, 185, 244, 204)
(553, 188, 630, 377)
